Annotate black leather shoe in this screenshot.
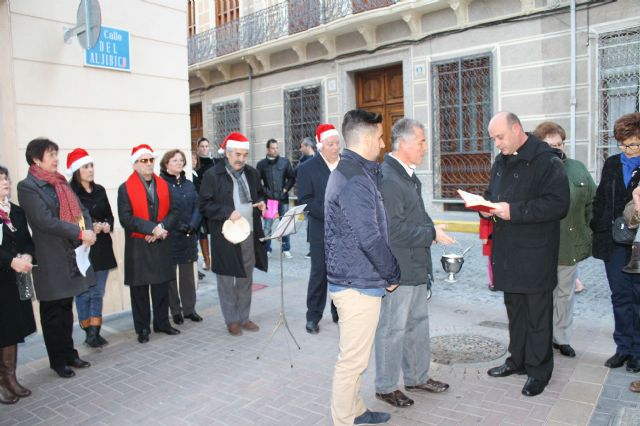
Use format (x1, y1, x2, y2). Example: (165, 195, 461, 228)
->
(553, 343, 576, 358)
(173, 314, 184, 325)
(137, 329, 150, 343)
(154, 326, 181, 335)
(185, 312, 203, 322)
(306, 321, 319, 334)
(605, 353, 632, 368)
(522, 377, 547, 397)
(53, 366, 75, 378)
(626, 356, 640, 373)
(487, 363, 526, 377)
(332, 313, 339, 323)
(375, 390, 414, 407)
(69, 358, 91, 369)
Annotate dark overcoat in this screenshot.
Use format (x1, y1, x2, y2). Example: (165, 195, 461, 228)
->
(485, 135, 570, 293)
(70, 181, 117, 271)
(17, 175, 95, 301)
(0, 204, 36, 346)
(160, 170, 200, 265)
(199, 160, 267, 277)
(117, 173, 178, 286)
(295, 153, 331, 246)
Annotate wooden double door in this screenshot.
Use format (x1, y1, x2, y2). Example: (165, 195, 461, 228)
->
(355, 64, 404, 163)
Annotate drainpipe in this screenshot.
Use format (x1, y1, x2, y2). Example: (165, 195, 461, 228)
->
(569, 0, 577, 159)
(248, 63, 255, 166)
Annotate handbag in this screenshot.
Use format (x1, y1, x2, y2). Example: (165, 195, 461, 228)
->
(611, 180, 636, 245)
(16, 271, 35, 301)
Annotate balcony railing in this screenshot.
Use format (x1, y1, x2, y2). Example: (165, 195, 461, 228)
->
(188, 0, 397, 65)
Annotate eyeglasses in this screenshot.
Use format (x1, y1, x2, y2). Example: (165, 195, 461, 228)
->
(138, 158, 154, 164)
(619, 143, 640, 152)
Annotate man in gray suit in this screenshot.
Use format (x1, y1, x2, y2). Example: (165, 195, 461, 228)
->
(374, 118, 455, 407)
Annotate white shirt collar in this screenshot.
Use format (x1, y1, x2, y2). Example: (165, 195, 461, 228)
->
(320, 152, 340, 171)
(389, 153, 415, 176)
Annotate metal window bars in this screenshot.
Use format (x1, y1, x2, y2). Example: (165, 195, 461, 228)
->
(284, 84, 322, 169)
(212, 100, 241, 148)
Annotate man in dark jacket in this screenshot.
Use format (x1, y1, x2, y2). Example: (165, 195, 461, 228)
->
(199, 132, 267, 336)
(297, 124, 341, 334)
(256, 139, 295, 257)
(117, 144, 180, 344)
(374, 118, 455, 408)
(484, 112, 570, 397)
(325, 109, 400, 426)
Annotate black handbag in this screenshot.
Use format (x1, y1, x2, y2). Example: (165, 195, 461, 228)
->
(611, 180, 635, 245)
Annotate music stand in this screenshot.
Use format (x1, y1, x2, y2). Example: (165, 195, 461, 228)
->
(257, 204, 306, 367)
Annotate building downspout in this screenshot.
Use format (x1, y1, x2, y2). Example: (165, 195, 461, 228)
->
(569, 0, 577, 159)
(248, 63, 255, 166)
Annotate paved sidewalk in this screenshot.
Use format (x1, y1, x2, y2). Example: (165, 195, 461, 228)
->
(1, 229, 639, 425)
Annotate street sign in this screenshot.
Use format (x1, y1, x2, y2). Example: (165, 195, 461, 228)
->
(84, 26, 131, 72)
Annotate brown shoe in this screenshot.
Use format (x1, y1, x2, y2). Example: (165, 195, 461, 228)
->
(630, 380, 640, 393)
(405, 379, 450, 393)
(242, 321, 260, 332)
(375, 390, 414, 407)
(227, 323, 243, 336)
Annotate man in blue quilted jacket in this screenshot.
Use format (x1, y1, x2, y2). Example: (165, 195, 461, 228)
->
(325, 109, 401, 426)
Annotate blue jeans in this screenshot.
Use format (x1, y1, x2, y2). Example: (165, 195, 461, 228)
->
(263, 201, 291, 252)
(75, 269, 109, 327)
(374, 284, 431, 394)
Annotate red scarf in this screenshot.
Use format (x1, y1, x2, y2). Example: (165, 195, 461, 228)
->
(28, 164, 83, 225)
(125, 172, 170, 238)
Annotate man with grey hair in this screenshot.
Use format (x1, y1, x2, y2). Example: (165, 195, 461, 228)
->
(299, 137, 316, 164)
(374, 118, 455, 408)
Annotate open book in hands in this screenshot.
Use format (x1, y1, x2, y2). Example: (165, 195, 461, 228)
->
(457, 189, 499, 214)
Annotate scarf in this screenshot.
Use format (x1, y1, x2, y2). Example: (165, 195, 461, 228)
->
(28, 164, 83, 225)
(224, 158, 252, 204)
(0, 199, 16, 233)
(621, 153, 640, 187)
(125, 172, 170, 239)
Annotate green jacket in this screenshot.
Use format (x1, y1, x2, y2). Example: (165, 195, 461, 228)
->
(558, 158, 596, 265)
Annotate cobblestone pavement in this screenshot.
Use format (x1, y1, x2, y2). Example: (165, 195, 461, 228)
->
(2, 220, 639, 425)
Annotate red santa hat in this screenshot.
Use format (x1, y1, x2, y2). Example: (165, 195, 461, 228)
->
(219, 132, 250, 154)
(66, 148, 93, 176)
(130, 144, 156, 164)
(315, 123, 339, 150)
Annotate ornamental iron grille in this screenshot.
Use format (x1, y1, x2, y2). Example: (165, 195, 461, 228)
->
(284, 85, 322, 168)
(596, 26, 640, 180)
(432, 54, 493, 200)
(212, 100, 241, 149)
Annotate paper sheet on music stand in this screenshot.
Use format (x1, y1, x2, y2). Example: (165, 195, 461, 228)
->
(269, 204, 307, 239)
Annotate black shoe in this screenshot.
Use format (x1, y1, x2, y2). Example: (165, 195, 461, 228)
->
(96, 326, 109, 346)
(305, 321, 319, 334)
(137, 329, 150, 343)
(173, 314, 184, 325)
(552, 343, 576, 358)
(53, 365, 75, 378)
(69, 358, 91, 369)
(197, 271, 205, 280)
(626, 356, 640, 373)
(185, 312, 203, 322)
(487, 363, 526, 377)
(332, 313, 339, 323)
(84, 326, 102, 348)
(154, 326, 181, 335)
(605, 353, 632, 368)
(522, 377, 547, 397)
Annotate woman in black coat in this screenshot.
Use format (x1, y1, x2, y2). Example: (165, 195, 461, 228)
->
(591, 112, 640, 374)
(68, 149, 117, 348)
(0, 166, 36, 404)
(160, 150, 203, 325)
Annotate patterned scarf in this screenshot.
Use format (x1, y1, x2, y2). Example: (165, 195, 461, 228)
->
(28, 164, 83, 225)
(224, 158, 252, 204)
(0, 200, 16, 232)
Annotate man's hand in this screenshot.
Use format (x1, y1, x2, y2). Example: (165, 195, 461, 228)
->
(102, 223, 111, 233)
(252, 201, 266, 212)
(145, 235, 157, 243)
(81, 230, 97, 246)
(229, 210, 242, 221)
(633, 186, 640, 212)
(435, 224, 456, 245)
(386, 284, 399, 293)
(93, 222, 103, 233)
(490, 202, 511, 221)
(152, 224, 164, 238)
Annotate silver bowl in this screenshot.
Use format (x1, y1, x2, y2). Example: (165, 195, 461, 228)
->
(441, 254, 464, 283)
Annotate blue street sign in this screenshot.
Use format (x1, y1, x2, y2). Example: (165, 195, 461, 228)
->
(85, 26, 130, 72)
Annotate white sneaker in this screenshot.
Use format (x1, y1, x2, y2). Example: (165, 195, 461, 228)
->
(283, 251, 293, 259)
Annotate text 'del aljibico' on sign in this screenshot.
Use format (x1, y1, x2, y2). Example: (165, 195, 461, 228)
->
(85, 26, 130, 72)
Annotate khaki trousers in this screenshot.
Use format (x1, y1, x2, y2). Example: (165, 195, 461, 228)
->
(553, 264, 577, 345)
(330, 289, 382, 426)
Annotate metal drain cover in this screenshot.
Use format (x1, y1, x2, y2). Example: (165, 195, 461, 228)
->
(431, 334, 507, 365)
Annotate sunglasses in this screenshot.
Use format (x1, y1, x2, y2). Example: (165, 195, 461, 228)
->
(138, 158, 155, 164)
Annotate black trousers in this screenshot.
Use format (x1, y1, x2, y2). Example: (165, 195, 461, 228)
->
(504, 291, 554, 382)
(39, 297, 79, 369)
(129, 283, 170, 334)
(306, 241, 337, 322)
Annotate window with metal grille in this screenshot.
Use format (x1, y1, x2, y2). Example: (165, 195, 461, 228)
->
(212, 100, 241, 149)
(216, 0, 239, 26)
(596, 26, 640, 179)
(432, 54, 493, 200)
(284, 84, 322, 168)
